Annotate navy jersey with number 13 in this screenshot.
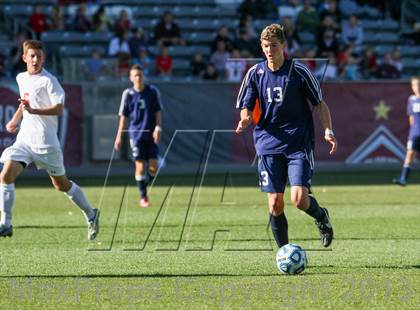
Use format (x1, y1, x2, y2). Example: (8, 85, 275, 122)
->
(119, 85, 162, 143)
(236, 59, 323, 158)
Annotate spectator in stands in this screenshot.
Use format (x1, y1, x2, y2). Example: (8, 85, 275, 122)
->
(210, 40, 230, 79)
(359, 46, 377, 79)
(84, 49, 108, 81)
(129, 27, 148, 59)
(376, 52, 399, 79)
(402, 22, 420, 45)
(211, 26, 234, 53)
(317, 29, 340, 57)
(50, 4, 64, 31)
(282, 16, 301, 56)
(317, 14, 340, 43)
(154, 11, 184, 47)
(233, 28, 257, 57)
(92, 5, 111, 32)
(9, 32, 28, 76)
(277, 0, 301, 22)
(341, 54, 360, 80)
(238, 0, 277, 20)
(116, 52, 131, 80)
(302, 48, 317, 71)
(108, 30, 130, 57)
(155, 46, 173, 78)
(238, 14, 257, 39)
(391, 48, 403, 73)
(114, 9, 131, 34)
(341, 14, 363, 47)
(132, 48, 152, 76)
(225, 49, 247, 82)
(29, 3, 49, 39)
(190, 53, 207, 78)
(319, 0, 341, 25)
(295, 0, 319, 33)
(316, 52, 338, 80)
(202, 63, 218, 80)
(72, 4, 91, 32)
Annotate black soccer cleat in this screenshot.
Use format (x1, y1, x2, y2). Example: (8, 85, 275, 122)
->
(0, 225, 13, 238)
(315, 208, 333, 247)
(392, 178, 407, 186)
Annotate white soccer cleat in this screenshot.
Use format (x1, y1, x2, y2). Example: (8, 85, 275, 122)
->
(87, 209, 100, 241)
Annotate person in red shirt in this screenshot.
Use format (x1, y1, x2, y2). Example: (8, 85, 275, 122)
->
(155, 46, 173, 77)
(114, 9, 131, 34)
(29, 4, 48, 39)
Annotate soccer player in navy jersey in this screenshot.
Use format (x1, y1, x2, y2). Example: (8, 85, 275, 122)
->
(114, 64, 163, 207)
(236, 24, 338, 248)
(393, 76, 420, 186)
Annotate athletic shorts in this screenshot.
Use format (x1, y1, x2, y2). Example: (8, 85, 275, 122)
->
(0, 142, 65, 176)
(130, 139, 158, 161)
(407, 136, 420, 152)
(257, 153, 314, 193)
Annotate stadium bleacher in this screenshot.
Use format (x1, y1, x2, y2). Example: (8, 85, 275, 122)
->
(0, 0, 418, 80)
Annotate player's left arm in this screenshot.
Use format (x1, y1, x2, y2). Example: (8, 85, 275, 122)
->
(20, 101, 64, 116)
(314, 101, 337, 155)
(153, 111, 162, 144)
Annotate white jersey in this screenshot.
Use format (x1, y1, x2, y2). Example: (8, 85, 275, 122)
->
(16, 68, 65, 149)
(226, 60, 247, 82)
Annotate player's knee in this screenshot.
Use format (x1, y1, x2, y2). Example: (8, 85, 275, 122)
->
(291, 196, 308, 210)
(52, 180, 71, 192)
(269, 195, 285, 215)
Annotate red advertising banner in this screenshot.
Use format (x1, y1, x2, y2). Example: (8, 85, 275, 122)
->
(0, 84, 83, 167)
(232, 82, 411, 165)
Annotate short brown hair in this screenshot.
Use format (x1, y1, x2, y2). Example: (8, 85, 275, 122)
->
(22, 40, 45, 54)
(260, 24, 286, 43)
(411, 76, 420, 81)
(130, 64, 144, 73)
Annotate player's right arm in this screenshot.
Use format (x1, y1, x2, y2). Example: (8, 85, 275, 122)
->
(235, 65, 258, 133)
(114, 89, 131, 151)
(5, 102, 24, 134)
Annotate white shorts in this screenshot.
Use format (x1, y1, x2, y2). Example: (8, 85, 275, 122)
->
(0, 142, 65, 176)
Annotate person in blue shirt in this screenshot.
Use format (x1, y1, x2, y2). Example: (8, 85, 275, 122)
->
(393, 76, 420, 186)
(236, 24, 337, 248)
(114, 64, 163, 207)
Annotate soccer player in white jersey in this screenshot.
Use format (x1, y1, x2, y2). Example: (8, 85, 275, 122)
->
(393, 76, 420, 185)
(0, 40, 100, 239)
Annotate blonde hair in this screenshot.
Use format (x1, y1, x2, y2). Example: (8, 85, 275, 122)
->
(411, 76, 420, 82)
(260, 24, 286, 43)
(22, 40, 45, 54)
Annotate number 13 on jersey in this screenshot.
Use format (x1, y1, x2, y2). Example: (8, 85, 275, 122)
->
(267, 87, 283, 104)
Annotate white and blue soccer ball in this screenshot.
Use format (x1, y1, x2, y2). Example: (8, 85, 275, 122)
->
(276, 243, 308, 275)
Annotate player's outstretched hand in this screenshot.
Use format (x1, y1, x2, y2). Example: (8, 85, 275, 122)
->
(153, 129, 161, 144)
(5, 120, 18, 134)
(325, 134, 338, 155)
(235, 117, 251, 133)
(114, 137, 121, 151)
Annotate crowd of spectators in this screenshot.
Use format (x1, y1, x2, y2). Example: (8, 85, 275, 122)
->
(0, 0, 414, 82)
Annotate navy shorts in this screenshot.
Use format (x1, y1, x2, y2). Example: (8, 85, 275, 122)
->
(130, 139, 158, 161)
(257, 153, 314, 193)
(407, 136, 420, 152)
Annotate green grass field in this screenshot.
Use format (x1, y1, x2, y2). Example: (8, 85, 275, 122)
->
(0, 171, 419, 309)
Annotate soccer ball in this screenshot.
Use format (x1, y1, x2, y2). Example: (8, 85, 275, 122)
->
(276, 243, 308, 275)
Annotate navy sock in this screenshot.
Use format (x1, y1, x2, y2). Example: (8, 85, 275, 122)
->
(305, 195, 326, 222)
(135, 175, 147, 198)
(269, 212, 288, 248)
(400, 165, 410, 182)
(148, 172, 155, 184)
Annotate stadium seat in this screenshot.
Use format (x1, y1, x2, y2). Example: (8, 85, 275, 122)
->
(187, 32, 215, 44)
(378, 32, 399, 44)
(298, 32, 316, 44)
(2, 5, 32, 17)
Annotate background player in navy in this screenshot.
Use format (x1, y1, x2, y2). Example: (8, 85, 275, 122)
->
(114, 64, 162, 207)
(236, 24, 338, 248)
(393, 76, 420, 186)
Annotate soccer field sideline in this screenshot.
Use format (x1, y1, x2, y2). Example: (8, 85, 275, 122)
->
(0, 172, 419, 309)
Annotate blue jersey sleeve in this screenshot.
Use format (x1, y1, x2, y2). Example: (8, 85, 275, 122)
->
(294, 62, 323, 106)
(118, 88, 130, 117)
(407, 97, 413, 116)
(236, 64, 258, 111)
(150, 85, 163, 113)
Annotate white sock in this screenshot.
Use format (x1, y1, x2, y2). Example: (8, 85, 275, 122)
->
(0, 183, 15, 227)
(65, 181, 94, 221)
